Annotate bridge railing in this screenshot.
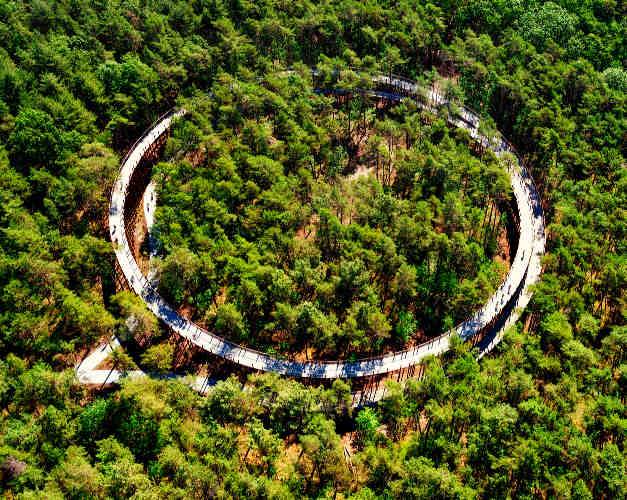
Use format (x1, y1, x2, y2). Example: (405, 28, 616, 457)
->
(120, 109, 178, 167)
(109, 72, 545, 376)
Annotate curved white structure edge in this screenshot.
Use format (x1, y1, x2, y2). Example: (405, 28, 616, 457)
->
(107, 73, 546, 381)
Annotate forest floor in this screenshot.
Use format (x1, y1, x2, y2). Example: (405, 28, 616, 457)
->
(496, 223, 512, 267)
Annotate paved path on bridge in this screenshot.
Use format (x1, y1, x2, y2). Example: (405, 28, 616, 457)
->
(100, 72, 545, 386)
(75, 336, 217, 394)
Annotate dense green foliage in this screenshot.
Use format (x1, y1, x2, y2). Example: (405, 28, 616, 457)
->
(0, 0, 624, 498)
(153, 77, 510, 357)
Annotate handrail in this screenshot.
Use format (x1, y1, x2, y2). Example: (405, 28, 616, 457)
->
(108, 71, 545, 378)
(109, 109, 179, 211)
(120, 108, 178, 168)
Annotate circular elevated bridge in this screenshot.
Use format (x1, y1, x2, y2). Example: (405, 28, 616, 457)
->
(108, 71, 545, 382)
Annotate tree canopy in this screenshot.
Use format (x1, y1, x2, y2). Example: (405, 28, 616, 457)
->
(153, 78, 511, 358)
(0, 0, 624, 498)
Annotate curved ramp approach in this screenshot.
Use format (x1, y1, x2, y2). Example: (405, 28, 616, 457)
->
(108, 72, 545, 380)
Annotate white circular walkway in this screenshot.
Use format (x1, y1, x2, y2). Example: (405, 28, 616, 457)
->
(106, 72, 545, 380)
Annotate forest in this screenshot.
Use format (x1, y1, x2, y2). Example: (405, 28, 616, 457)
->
(0, 0, 625, 498)
(153, 76, 511, 359)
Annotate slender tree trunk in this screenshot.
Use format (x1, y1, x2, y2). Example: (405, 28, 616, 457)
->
(484, 205, 492, 243)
